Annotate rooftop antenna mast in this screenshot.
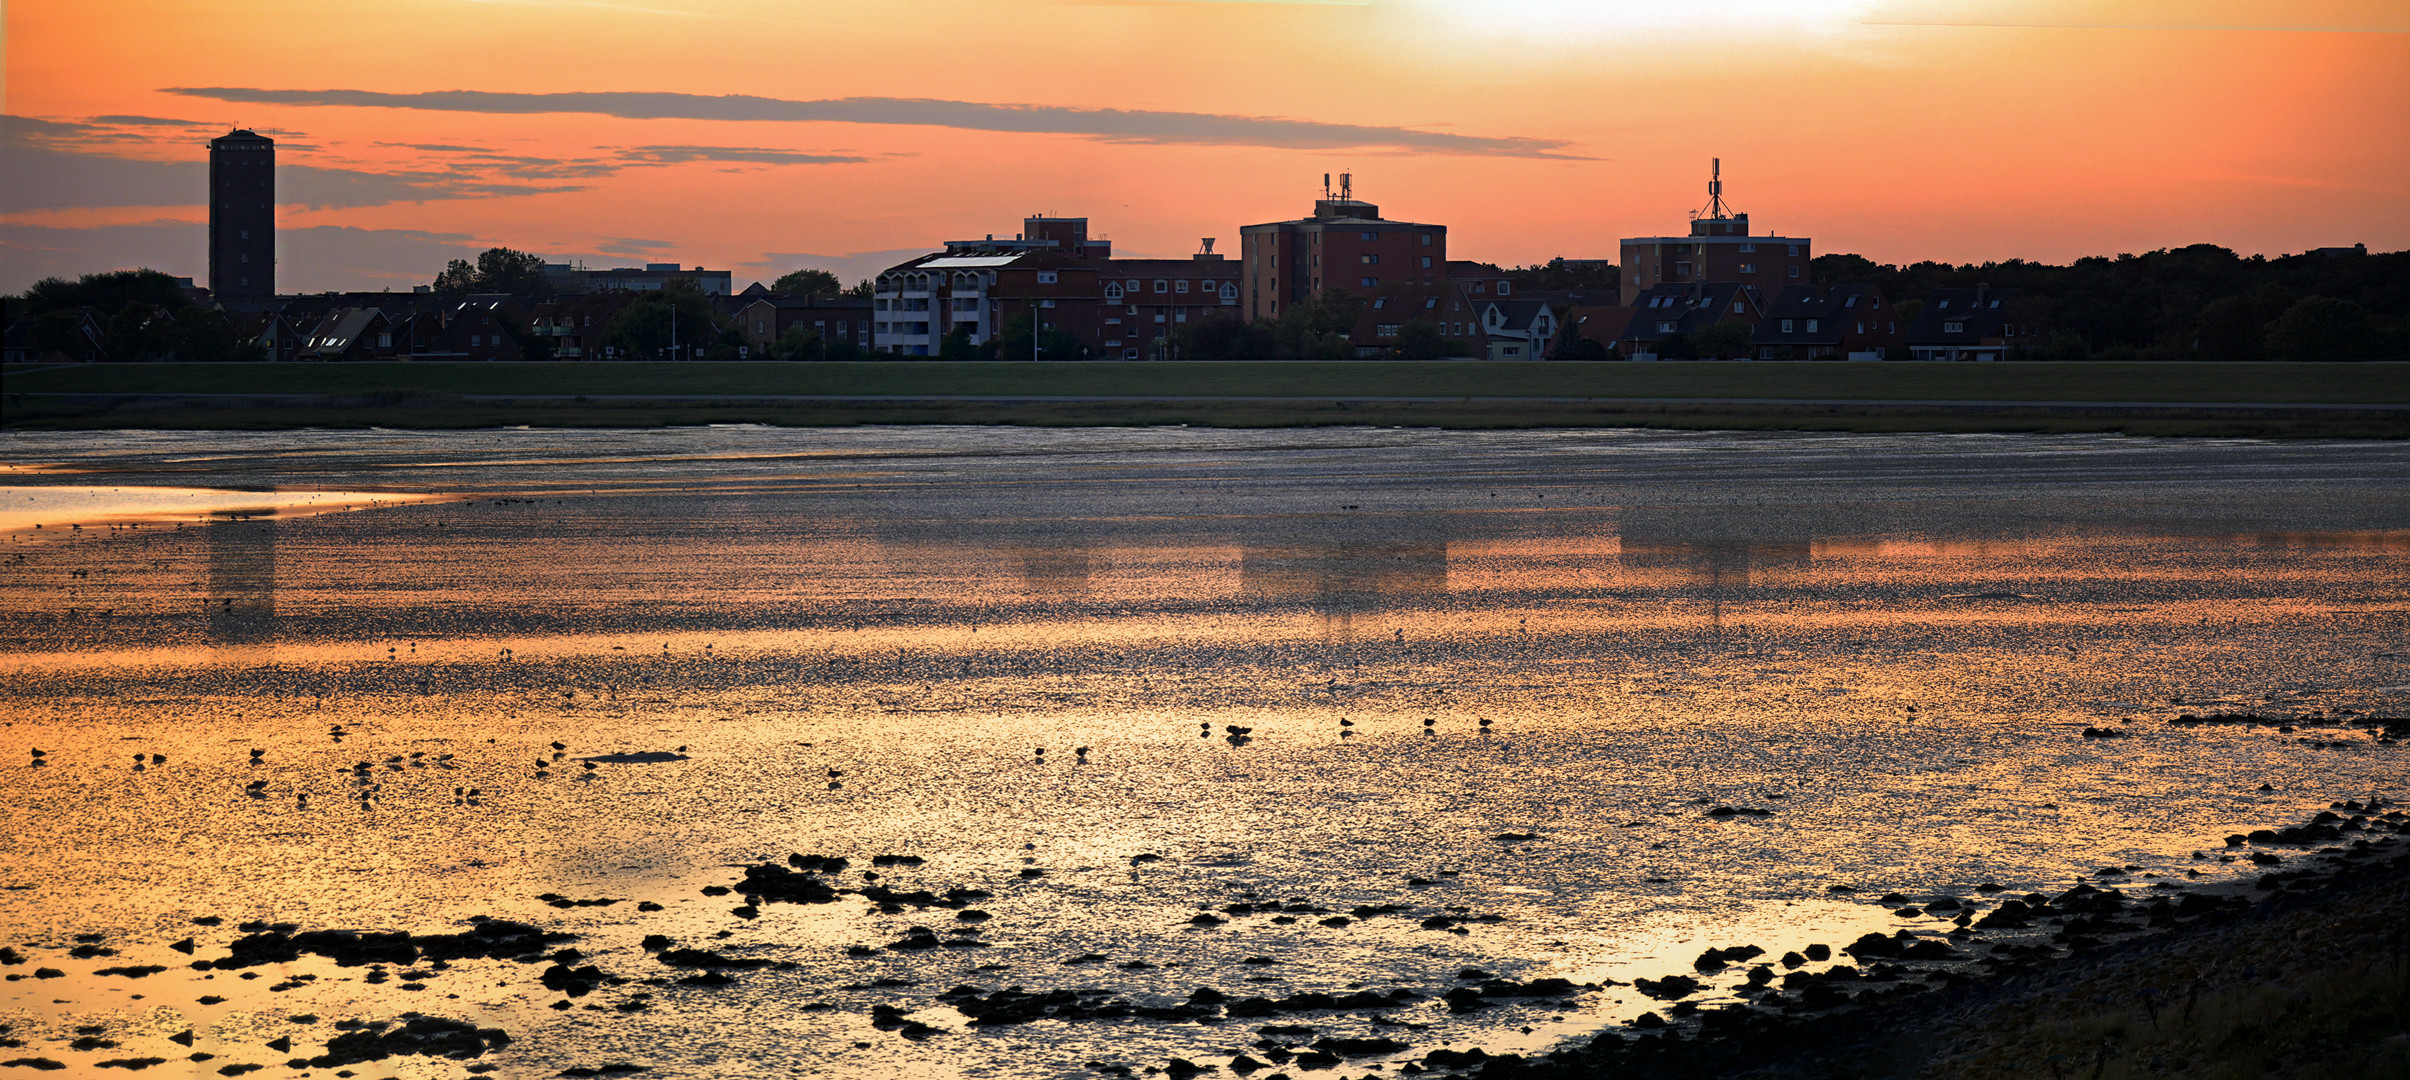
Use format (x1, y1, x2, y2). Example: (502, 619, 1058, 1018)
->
(1340, 172, 1353, 201)
(1700, 157, 1734, 220)
(1323, 173, 1332, 200)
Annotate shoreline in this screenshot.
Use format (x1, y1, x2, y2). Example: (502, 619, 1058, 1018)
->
(4, 786, 2403, 1078)
(7, 360, 2404, 437)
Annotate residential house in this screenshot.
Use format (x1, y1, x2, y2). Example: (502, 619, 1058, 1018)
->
(229, 312, 304, 361)
(1750, 284, 1903, 361)
(527, 294, 639, 360)
(1905, 284, 2025, 361)
(1350, 282, 1480, 357)
(1565, 306, 1635, 357)
(299, 307, 398, 360)
(1616, 282, 1765, 359)
(2, 310, 104, 363)
(1475, 299, 1560, 361)
(732, 295, 875, 357)
(426, 297, 529, 361)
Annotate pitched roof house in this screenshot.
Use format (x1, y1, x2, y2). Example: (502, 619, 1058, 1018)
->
(1616, 282, 1764, 359)
(1905, 284, 2027, 361)
(1750, 284, 1904, 361)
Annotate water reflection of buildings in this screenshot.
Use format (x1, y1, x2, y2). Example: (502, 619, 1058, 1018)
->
(1617, 507, 1814, 641)
(207, 515, 277, 644)
(1011, 544, 1093, 596)
(1241, 542, 1448, 636)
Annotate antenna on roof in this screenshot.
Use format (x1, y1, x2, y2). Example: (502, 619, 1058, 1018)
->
(1323, 173, 1332, 199)
(1701, 158, 1735, 220)
(1340, 173, 1352, 201)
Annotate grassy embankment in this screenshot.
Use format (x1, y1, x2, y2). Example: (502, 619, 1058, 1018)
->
(4, 361, 2405, 435)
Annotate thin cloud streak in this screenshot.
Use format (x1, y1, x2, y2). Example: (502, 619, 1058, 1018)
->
(162, 87, 1577, 157)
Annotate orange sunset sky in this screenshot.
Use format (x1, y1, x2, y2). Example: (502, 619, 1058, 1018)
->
(4, 0, 2406, 293)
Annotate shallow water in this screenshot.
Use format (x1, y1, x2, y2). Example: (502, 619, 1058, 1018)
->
(0, 426, 2405, 1078)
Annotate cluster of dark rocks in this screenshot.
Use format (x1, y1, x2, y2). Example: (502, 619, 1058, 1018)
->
(2165, 711, 2408, 743)
(206, 917, 572, 970)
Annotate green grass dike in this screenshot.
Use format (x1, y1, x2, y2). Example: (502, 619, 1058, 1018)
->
(5, 360, 2406, 436)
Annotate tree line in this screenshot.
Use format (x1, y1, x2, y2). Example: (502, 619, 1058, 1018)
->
(1814, 244, 2407, 361)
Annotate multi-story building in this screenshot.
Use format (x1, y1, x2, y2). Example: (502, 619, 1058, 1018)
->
(208, 129, 275, 304)
(1750, 284, 1904, 361)
(1239, 176, 1447, 321)
(873, 217, 1236, 358)
(542, 263, 734, 296)
(1094, 243, 1240, 360)
(1619, 160, 1809, 305)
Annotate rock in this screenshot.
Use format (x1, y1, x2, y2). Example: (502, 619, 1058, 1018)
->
(1844, 932, 1906, 959)
(306, 1016, 510, 1067)
(1633, 974, 1702, 1000)
(1803, 944, 1831, 961)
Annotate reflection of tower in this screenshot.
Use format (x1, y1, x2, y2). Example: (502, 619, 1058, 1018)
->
(1013, 544, 1092, 596)
(1240, 542, 1447, 638)
(1619, 505, 1814, 646)
(207, 516, 277, 643)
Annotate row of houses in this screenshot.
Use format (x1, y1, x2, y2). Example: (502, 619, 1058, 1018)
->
(863, 173, 2025, 361)
(6, 285, 876, 364)
(1572, 280, 2027, 361)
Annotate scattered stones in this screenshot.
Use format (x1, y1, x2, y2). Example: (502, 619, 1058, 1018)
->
(306, 1016, 508, 1068)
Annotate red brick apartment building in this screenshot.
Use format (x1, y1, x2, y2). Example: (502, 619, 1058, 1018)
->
(1619, 160, 1810, 305)
(873, 216, 1239, 358)
(1239, 176, 1447, 321)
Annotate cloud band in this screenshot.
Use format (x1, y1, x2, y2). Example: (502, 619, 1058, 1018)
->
(163, 87, 1573, 157)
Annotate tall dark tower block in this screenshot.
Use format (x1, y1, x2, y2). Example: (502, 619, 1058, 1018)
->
(209, 129, 275, 302)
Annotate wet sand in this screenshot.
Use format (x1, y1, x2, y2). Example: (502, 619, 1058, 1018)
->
(0, 426, 2404, 1078)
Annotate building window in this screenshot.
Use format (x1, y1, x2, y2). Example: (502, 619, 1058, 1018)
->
(1037, 271, 1058, 284)
(1040, 299, 1055, 308)
(1787, 245, 1802, 256)
(1104, 282, 1123, 300)
(1943, 321, 1964, 333)
(1154, 280, 1169, 293)
(1175, 280, 1189, 293)
(1739, 263, 1756, 274)
(1360, 231, 1378, 241)
(1360, 277, 1377, 288)
(1789, 266, 1800, 278)
(1657, 321, 1677, 333)
(1674, 262, 1691, 276)
(1419, 256, 1432, 268)
(1738, 242, 1754, 253)
(1806, 319, 1819, 333)
(1377, 324, 1401, 337)
(1496, 282, 1509, 295)
(1780, 320, 1794, 334)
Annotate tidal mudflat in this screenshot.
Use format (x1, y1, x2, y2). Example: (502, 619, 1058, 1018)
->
(0, 426, 2404, 1078)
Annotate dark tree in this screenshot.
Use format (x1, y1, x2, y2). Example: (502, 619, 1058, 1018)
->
(598, 283, 743, 361)
(16, 269, 190, 317)
(2264, 296, 2382, 361)
(771, 268, 843, 298)
(1393, 320, 1450, 361)
(433, 248, 551, 298)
